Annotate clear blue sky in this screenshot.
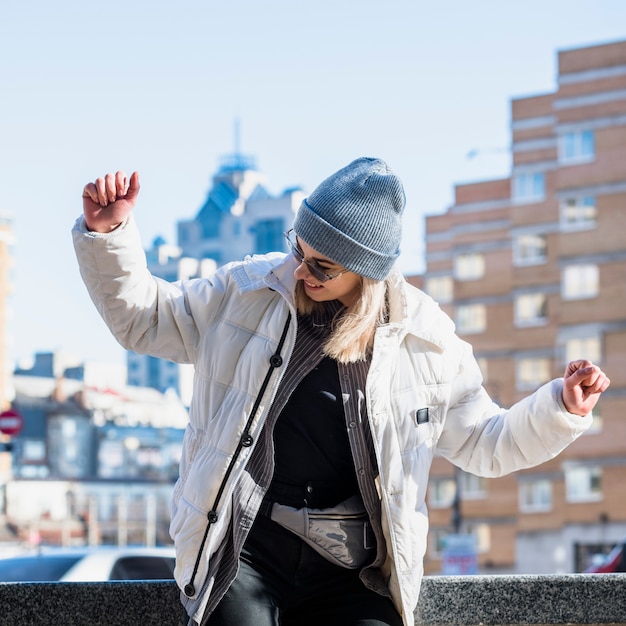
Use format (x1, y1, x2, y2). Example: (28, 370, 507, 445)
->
(2, 0, 625, 367)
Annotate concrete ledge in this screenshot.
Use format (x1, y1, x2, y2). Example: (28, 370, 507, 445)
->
(0, 574, 624, 625)
(415, 574, 626, 625)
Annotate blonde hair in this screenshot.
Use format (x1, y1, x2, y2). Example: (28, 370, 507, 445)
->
(295, 276, 390, 363)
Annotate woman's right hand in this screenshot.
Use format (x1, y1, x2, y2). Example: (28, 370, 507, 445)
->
(82, 170, 140, 232)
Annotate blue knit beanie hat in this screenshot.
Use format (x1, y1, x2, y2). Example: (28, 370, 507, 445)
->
(293, 157, 405, 281)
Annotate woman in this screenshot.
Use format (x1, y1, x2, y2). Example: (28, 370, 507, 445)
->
(74, 157, 610, 626)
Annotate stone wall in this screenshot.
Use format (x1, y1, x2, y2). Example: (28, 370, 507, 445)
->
(0, 574, 624, 625)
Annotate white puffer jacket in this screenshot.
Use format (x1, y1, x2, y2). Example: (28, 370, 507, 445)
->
(73, 215, 592, 625)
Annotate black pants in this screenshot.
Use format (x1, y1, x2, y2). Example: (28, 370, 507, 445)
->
(205, 512, 403, 626)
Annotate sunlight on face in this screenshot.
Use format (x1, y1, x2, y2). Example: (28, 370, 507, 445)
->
(293, 237, 362, 306)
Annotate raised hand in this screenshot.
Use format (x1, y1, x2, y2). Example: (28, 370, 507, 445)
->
(562, 360, 610, 416)
(82, 171, 140, 233)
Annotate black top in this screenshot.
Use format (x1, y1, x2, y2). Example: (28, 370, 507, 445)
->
(268, 355, 359, 509)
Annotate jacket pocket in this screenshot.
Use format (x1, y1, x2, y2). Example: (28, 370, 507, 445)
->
(390, 382, 447, 451)
(171, 497, 213, 599)
(173, 424, 204, 505)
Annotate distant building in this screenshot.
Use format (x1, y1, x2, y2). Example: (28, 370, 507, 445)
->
(177, 153, 303, 264)
(14, 350, 127, 394)
(2, 367, 189, 547)
(418, 39, 626, 575)
(127, 152, 305, 403)
(15, 350, 83, 380)
(0, 213, 15, 411)
(11, 369, 187, 481)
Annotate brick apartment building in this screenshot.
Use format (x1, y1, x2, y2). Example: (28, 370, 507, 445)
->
(418, 39, 626, 575)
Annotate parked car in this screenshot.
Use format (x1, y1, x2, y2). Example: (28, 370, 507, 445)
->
(584, 540, 626, 573)
(0, 546, 176, 582)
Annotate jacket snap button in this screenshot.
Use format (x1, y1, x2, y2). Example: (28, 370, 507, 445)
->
(207, 510, 218, 523)
(184, 583, 195, 596)
(241, 434, 253, 447)
(270, 355, 283, 367)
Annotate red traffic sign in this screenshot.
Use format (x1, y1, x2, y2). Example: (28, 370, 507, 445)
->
(0, 409, 24, 436)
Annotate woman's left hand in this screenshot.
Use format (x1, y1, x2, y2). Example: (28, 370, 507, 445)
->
(562, 360, 610, 416)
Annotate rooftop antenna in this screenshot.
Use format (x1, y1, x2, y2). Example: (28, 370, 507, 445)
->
(218, 117, 256, 172)
(234, 117, 241, 157)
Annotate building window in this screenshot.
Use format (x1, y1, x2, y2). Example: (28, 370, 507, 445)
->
(429, 477, 456, 508)
(585, 401, 603, 433)
(200, 212, 222, 239)
(515, 293, 548, 326)
(178, 226, 190, 245)
(454, 253, 485, 281)
(519, 479, 552, 512)
(456, 304, 486, 334)
(459, 471, 486, 499)
(513, 234, 547, 266)
(255, 218, 284, 254)
(560, 196, 596, 231)
(516, 357, 551, 391)
(425, 275, 453, 303)
(559, 130, 594, 164)
(562, 264, 599, 300)
(147, 355, 161, 389)
(465, 522, 491, 554)
(565, 335, 601, 365)
(429, 528, 449, 558)
(512, 172, 545, 203)
(565, 465, 602, 502)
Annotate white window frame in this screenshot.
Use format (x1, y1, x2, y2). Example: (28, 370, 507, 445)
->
(512, 172, 545, 203)
(454, 253, 485, 281)
(559, 130, 595, 164)
(429, 477, 456, 508)
(560, 196, 597, 231)
(519, 479, 553, 512)
(513, 234, 547, 266)
(516, 357, 551, 391)
(565, 334, 602, 365)
(562, 264, 599, 300)
(459, 471, 487, 499)
(464, 522, 491, 554)
(514, 293, 548, 327)
(425, 275, 453, 304)
(565, 465, 602, 503)
(456, 304, 486, 335)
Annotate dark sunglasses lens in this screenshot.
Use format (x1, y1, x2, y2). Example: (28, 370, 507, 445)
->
(286, 232, 329, 282)
(308, 263, 327, 282)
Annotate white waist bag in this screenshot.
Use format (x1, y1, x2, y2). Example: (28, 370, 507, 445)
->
(269, 494, 376, 569)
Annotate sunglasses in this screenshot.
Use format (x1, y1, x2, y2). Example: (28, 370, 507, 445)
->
(284, 229, 350, 283)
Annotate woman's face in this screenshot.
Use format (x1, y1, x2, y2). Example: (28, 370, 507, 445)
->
(292, 237, 362, 307)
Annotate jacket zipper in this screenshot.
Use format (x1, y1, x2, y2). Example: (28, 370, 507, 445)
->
(183, 311, 292, 597)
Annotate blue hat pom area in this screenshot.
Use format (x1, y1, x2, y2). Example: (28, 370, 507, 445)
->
(293, 157, 406, 281)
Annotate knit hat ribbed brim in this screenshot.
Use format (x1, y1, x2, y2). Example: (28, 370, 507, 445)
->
(293, 157, 405, 281)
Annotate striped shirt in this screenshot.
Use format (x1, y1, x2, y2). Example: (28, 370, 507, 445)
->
(198, 301, 389, 623)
